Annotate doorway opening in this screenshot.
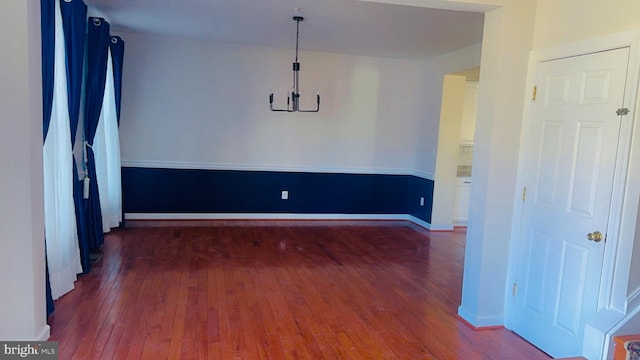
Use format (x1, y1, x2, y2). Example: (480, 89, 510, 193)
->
(432, 67, 480, 230)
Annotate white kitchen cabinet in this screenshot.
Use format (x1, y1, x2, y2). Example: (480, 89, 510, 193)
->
(454, 177, 471, 225)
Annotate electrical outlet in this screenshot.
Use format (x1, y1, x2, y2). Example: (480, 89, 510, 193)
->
(420, 197, 425, 206)
(281, 190, 289, 200)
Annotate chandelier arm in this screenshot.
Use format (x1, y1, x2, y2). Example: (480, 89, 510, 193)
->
(269, 93, 294, 112)
(297, 91, 320, 112)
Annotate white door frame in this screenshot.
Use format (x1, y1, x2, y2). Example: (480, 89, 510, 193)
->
(506, 29, 640, 359)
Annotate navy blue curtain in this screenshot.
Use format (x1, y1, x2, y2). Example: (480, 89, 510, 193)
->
(41, 0, 54, 142)
(45, 251, 53, 315)
(61, 0, 86, 138)
(60, 0, 91, 272)
(110, 36, 125, 226)
(84, 17, 110, 250)
(40, 0, 55, 316)
(110, 36, 124, 126)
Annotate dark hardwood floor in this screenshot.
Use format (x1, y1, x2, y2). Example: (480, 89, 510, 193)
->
(48, 220, 551, 359)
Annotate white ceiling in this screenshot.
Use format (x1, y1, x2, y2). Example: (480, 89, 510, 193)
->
(84, 0, 485, 60)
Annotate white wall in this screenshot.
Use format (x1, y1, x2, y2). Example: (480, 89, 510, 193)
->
(0, 0, 49, 341)
(460, 81, 478, 144)
(118, 32, 449, 175)
(413, 43, 483, 176)
(431, 74, 466, 229)
(430, 77, 480, 230)
(458, 0, 537, 327)
(533, 0, 640, 50)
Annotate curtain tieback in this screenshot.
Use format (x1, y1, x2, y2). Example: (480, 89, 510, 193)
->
(83, 140, 92, 160)
(83, 177, 90, 199)
(82, 141, 92, 188)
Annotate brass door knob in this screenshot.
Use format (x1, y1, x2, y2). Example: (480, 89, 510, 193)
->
(587, 231, 603, 242)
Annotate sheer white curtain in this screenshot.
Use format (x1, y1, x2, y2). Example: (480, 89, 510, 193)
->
(93, 48, 122, 232)
(43, 0, 83, 299)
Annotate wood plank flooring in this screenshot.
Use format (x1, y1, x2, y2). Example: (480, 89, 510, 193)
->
(48, 220, 551, 359)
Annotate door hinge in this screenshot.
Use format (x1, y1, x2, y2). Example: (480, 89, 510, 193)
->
(616, 108, 630, 116)
(522, 187, 527, 202)
(532, 86, 537, 101)
(512, 283, 518, 297)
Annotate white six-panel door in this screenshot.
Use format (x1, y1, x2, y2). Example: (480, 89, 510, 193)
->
(510, 47, 630, 358)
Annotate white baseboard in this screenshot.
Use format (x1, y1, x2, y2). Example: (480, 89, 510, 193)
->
(457, 305, 504, 328)
(406, 215, 431, 230)
(124, 212, 438, 230)
(36, 324, 50, 341)
(428, 222, 455, 231)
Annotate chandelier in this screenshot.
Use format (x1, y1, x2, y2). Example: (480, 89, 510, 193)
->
(269, 14, 320, 112)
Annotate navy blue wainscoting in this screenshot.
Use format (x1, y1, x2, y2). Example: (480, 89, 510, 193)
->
(407, 175, 433, 222)
(122, 167, 433, 223)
